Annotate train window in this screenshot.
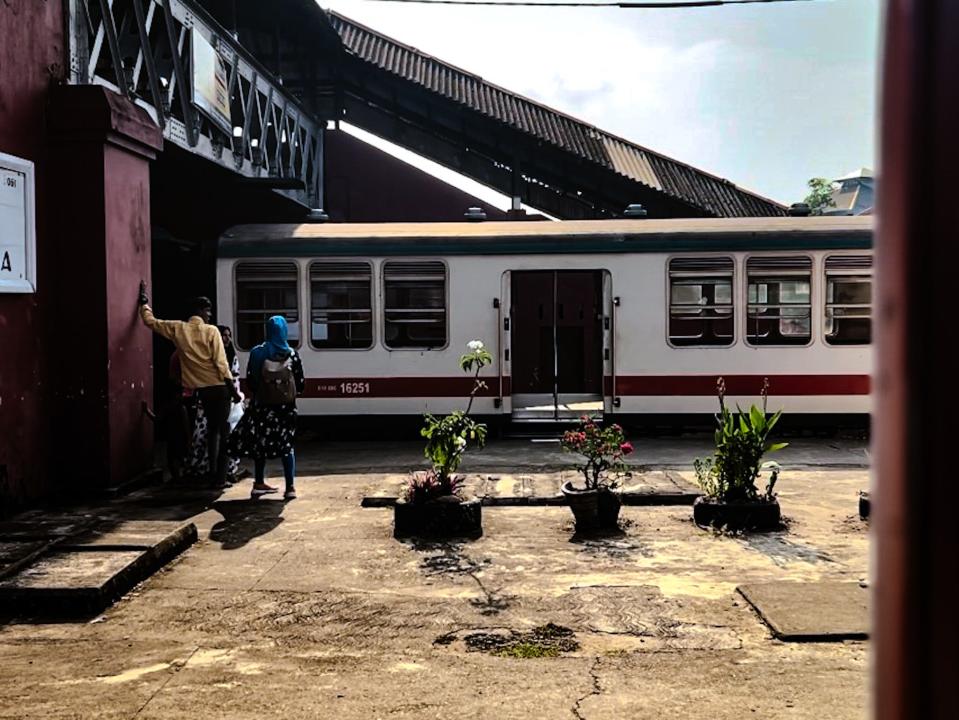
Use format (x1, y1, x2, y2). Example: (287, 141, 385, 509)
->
(234, 261, 301, 350)
(309, 262, 373, 350)
(824, 255, 872, 345)
(383, 261, 447, 349)
(746, 256, 812, 346)
(667, 257, 734, 346)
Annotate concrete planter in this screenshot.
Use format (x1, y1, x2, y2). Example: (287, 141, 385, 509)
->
(561, 482, 622, 533)
(393, 496, 483, 539)
(693, 496, 782, 532)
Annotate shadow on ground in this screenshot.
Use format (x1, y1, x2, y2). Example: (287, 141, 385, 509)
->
(209, 499, 286, 550)
(407, 540, 515, 616)
(740, 532, 835, 567)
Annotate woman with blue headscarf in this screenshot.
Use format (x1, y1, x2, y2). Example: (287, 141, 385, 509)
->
(229, 316, 305, 499)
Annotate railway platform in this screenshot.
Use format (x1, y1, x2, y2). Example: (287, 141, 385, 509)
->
(0, 436, 870, 719)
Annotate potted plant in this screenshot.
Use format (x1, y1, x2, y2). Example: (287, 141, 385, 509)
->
(560, 416, 634, 533)
(393, 340, 491, 539)
(692, 378, 787, 532)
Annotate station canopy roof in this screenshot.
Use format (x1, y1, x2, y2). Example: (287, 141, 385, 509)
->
(324, 10, 786, 220)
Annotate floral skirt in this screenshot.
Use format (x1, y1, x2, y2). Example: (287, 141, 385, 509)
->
(229, 402, 297, 459)
(184, 399, 240, 478)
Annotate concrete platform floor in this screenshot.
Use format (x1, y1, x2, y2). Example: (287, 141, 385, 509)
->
(0, 436, 870, 719)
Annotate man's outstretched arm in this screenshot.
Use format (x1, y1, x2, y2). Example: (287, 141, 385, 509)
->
(138, 282, 178, 341)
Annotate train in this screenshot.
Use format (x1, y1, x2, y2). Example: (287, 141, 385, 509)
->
(216, 216, 872, 422)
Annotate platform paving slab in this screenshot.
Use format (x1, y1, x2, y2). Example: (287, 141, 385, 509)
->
(0, 521, 197, 618)
(360, 470, 699, 507)
(0, 514, 98, 541)
(737, 581, 870, 641)
(0, 540, 50, 580)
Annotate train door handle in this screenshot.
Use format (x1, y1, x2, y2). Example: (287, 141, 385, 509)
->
(604, 348, 610, 361)
(504, 318, 510, 331)
(505, 349, 510, 362)
(604, 317, 610, 330)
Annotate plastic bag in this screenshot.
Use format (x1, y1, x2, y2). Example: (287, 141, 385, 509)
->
(228, 392, 245, 432)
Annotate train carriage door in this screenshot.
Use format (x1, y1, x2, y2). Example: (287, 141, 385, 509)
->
(510, 270, 605, 420)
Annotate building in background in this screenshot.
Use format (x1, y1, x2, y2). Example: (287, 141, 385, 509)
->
(826, 168, 875, 216)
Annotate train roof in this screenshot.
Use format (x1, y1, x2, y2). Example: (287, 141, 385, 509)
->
(218, 216, 873, 258)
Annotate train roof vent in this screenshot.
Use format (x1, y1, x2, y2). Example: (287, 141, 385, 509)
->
(384, 261, 446, 280)
(825, 255, 873, 272)
(236, 261, 298, 281)
(746, 256, 813, 274)
(310, 261, 372, 280)
(669, 257, 734, 274)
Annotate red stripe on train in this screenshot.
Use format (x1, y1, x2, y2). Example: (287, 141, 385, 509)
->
(607, 374, 870, 396)
(299, 374, 869, 399)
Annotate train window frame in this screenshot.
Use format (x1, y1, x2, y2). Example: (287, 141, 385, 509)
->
(665, 255, 737, 349)
(743, 254, 815, 348)
(232, 259, 302, 352)
(823, 254, 873, 347)
(307, 259, 375, 352)
(380, 258, 450, 352)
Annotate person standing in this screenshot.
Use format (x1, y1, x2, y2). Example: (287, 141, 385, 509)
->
(183, 326, 244, 483)
(230, 315, 304, 500)
(138, 284, 239, 488)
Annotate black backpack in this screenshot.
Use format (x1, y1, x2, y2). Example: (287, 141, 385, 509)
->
(259, 356, 296, 405)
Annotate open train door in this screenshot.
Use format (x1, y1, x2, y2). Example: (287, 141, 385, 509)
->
(508, 270, 606, 421)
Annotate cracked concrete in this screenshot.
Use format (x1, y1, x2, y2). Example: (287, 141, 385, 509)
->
(0, 436, 869, 719)
(572, 657, 603, 720)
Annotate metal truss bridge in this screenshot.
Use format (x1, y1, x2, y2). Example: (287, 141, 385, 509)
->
(66, 0, 324, 210)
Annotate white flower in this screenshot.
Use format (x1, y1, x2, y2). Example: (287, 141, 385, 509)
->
(455, 436, 467, 448)
(467, 340, 484, 351)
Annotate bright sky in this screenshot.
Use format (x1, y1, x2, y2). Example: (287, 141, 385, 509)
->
(320, 0, 880, 206)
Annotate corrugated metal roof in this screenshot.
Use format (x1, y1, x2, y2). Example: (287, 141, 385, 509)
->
(328, 11, 785, 218)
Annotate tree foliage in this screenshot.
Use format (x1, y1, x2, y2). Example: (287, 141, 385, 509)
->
(803, 177, 837, 215)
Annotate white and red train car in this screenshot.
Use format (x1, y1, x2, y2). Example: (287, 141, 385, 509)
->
(216, 216, 872, 422)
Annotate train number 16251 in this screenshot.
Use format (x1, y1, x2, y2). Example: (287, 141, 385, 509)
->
(339, 381, 371, 395)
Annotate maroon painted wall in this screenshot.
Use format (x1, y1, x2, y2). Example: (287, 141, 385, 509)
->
(103, 144, 156, 483)
(47, 86, 162, 491)
(325, 129, 512, 222)
(0, 1, 64, 511)
(874, 0, 959, 716)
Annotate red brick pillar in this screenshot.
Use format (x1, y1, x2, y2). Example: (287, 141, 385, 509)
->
(48, 86, 163, 490)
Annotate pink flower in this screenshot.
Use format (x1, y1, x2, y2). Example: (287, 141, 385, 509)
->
(620, 442, 634, 455)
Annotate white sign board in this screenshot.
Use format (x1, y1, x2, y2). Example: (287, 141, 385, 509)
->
(0, 152, 36, 294)
(191, 30, 233, 134)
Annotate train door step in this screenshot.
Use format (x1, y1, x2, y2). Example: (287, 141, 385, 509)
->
(510, 395, 603, 424)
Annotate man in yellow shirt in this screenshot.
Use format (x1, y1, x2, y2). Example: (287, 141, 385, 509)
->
(139, 285, 239, 488)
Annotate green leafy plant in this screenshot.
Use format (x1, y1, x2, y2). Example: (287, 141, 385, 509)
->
(561, 416, 634, 491)
(406, 340, 492, 502)
(694, 377, 787, 502)
(803, 177, 837, 215)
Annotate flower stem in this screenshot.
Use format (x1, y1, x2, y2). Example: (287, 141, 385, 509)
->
(464, 365, 482, 417)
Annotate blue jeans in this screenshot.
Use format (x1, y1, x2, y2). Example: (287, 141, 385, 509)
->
(254, 451, 295, 489)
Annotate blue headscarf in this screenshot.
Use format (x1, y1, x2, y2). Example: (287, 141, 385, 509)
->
(248, 315, 292, 385)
